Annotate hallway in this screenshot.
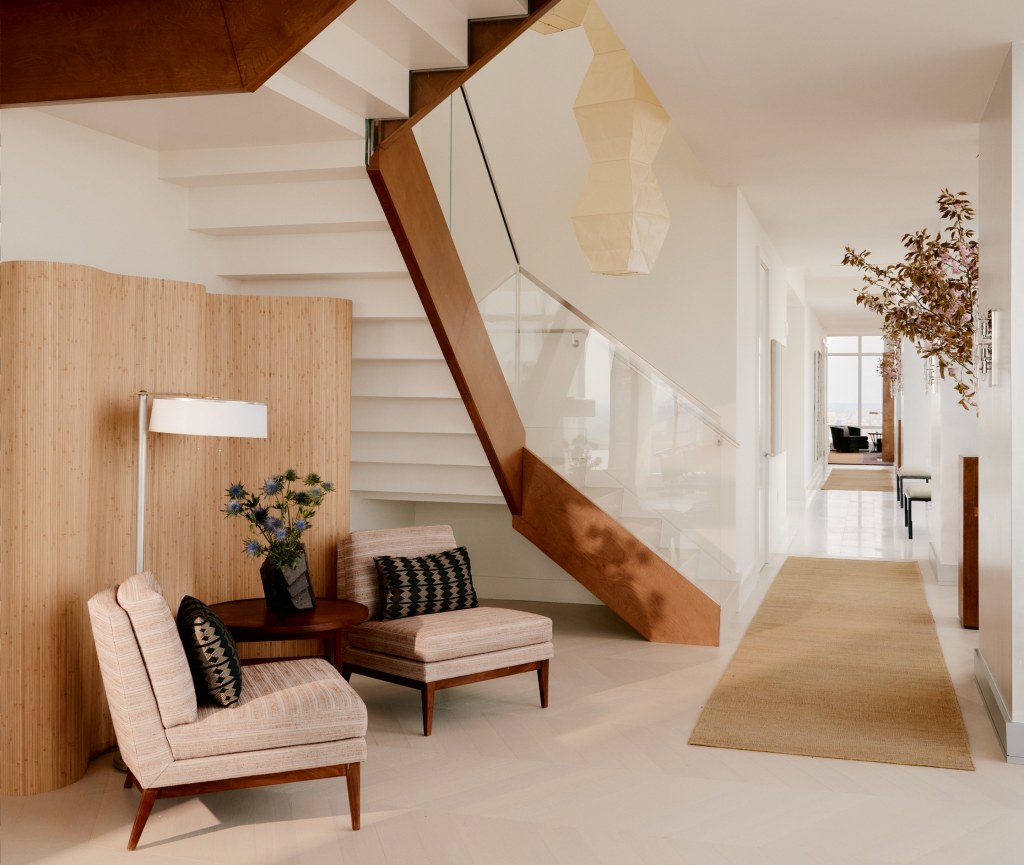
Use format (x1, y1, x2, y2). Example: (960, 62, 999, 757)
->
(5, 472, 1020, 865)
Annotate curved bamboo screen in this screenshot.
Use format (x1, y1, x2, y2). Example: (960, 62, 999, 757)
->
(0, 260, 351, 794)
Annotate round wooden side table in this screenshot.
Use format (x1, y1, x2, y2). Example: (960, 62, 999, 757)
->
(208, 598, 368, 673)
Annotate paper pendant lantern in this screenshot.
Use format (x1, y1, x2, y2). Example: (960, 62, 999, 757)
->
(571, 2, 671, 275)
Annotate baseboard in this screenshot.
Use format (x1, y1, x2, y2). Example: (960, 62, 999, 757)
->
(974, 649, 1024, 763)
(473, 574, 602, 606)
(736, 562, 760, 608)
(927, 542, 958, 586)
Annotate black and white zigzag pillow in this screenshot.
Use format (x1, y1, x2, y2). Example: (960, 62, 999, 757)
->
(176, 596, 243, 707)
(374, 546, 479, 620)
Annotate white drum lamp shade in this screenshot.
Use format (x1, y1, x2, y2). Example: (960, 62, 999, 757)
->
(149, 396, 268, 438)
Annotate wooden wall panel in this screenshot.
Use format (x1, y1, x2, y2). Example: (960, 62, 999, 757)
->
(882, 354, 895, 463)
(0, 0, 358, 105)
(0, 261, 351, 794)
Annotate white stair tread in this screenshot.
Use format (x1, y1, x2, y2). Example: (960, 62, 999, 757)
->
(216, 231, 407, 278)
(351, 462, 501, 497)
(353, 359, 459, 398)
(189, 179, 386, 235)
(159, 141, 367, 186)
(352, 431, 489, 466)
(352, 396, 475, 434)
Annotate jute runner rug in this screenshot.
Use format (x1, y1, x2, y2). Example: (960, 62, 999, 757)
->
(821, 468, 894, 492)
(689, 557, 974, 770)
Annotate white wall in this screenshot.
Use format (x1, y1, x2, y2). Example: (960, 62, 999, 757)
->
(412, 502, 599, 604)
(927, 384, 977, 585)
(978, 43, 1024, 727)
(735, 193, 792, 581)
(786, 290, 828, 501)
(899, 341, 932, 468)
(0, 109, 228, 291)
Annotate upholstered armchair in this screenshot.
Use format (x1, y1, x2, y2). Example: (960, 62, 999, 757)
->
(338, 525, 553, 735)
(829, 425, 870, 453)
(88, 572, 367, 851)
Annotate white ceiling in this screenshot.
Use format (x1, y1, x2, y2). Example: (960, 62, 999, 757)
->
(26, 0, 1024, 332)
(601, 0, 1024, 330)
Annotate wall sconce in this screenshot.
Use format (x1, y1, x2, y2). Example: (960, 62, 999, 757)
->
(136, 392, 268, 572)
(977, 309, 1001, 387)
(925, 357, 939, 393)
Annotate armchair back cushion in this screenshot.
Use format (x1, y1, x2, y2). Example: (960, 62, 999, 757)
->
(340, 525, 457, 620)
(117, 572, 198, 728)
(88, 587, 175, 788)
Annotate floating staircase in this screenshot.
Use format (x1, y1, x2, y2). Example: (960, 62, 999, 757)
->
(55, 0, 724, 644)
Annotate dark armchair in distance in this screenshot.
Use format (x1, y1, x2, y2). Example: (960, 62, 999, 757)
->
(829, 425, 869, 453)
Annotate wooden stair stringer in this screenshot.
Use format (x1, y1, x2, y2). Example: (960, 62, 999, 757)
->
(514, 451, 721, 646)
(367, 128, 525, 514)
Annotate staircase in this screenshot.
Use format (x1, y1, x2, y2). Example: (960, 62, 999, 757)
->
(160, 138, 503, 505)
(37, 0, 723, 643)
(154, 0, 540, 505)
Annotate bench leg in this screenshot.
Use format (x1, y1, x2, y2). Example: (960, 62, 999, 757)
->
(897, 475, 902, 505)
(537, 659, 550, 708)
(908, 499, 914, 540)
(346, 762, 361, 831)
(422, 682, 436, 736)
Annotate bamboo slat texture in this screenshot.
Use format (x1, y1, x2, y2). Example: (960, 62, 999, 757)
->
(0, 261, 351, 794)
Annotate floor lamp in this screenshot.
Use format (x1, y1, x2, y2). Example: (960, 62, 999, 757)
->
(135, 392, 268, 573)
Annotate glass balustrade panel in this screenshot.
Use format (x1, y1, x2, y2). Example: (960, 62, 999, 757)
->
(417, 92, 736, 604)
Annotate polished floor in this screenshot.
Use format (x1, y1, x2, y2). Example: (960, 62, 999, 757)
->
(5, 478, 1022, 865)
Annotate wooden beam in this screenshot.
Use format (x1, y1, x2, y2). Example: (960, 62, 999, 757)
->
(514, 451, 721, 646)
(0, 0, 356, 106)
(219, 0, 358, 91)
(367, 129, 526, 513)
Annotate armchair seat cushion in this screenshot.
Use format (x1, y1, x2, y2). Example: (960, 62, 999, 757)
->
(346, 607, 552, 663)
(165, 658, 367, 761)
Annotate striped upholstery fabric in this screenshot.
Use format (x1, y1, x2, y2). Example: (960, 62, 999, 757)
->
(345, 641, 554, 684)
(340, 525, 457, 620)
(347, 607, 552, 662)
(117, 572, 197, 728)
(87, 588, 175, 789)
(165, 659, 367, 761)
(155, 738, 367, 788)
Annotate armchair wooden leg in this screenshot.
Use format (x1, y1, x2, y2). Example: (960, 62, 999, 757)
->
(123, 769, 135, 790)
(537, 659, 550, 708)
(346, 762, 361, 831)
(127, 788, 158, 851)
(422, 682, 436, 736)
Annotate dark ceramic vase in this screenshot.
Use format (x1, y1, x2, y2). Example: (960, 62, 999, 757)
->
(259, 548, 316, 613)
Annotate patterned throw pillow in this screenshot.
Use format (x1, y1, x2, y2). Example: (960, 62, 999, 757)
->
(176, 596, 243, 707)
(374, 546, 479, 621)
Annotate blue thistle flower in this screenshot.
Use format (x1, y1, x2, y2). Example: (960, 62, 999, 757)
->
(226, 499, 242, 515)
(253, 507, 268, 523)
(295, 518, 309, 531)
(244, 539, 262, 557)
(226, 482, 245, 499)
(274, 527, 287, 541)
(263, 477, 281, 495)
(322, 481, 335, 492)
(264, 516, 281, 531)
